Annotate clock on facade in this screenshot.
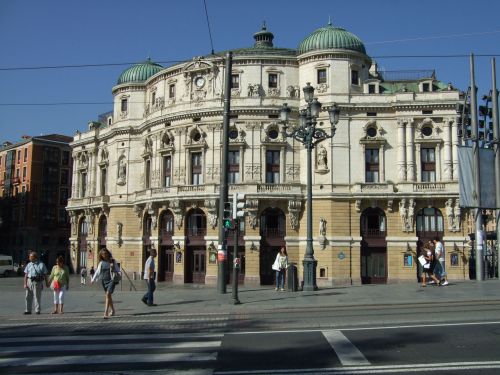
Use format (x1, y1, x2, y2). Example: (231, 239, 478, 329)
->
(194, 76, 205, 88)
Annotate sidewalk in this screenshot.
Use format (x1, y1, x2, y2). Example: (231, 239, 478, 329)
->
(1, 275, 499, 319)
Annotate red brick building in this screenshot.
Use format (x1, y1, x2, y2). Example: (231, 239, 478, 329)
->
(0, 134, 73, 267)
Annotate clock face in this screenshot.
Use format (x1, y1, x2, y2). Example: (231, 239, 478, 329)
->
(195, 76, 205, 88)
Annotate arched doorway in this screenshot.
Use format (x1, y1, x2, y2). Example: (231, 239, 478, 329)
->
(159, 210, 174, 282)
(78, 217, 88, 270)
(259, 207, 286, 285)
(185, 208, 206, 284)
(416, 207, 444, 282)
(360, 207, 387, 284)
(98, 215, 107, 250)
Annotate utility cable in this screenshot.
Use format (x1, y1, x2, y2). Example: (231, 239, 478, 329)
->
(203, 0, 215, 55)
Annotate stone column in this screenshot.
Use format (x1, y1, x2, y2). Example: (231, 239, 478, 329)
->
(397, 119, 407, 181)
(451, 117, 459, 180)
(406, 119, 415, 181)
(415, 143, 422, 182)
(443, 119, 453, 181)
(435, 143, 442, 182)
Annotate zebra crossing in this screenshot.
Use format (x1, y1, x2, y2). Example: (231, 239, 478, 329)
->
(0, 332, 222, 373)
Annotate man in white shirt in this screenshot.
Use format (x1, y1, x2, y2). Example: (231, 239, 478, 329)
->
(141, 249, 157, 306)
(433, 237, 449, 286)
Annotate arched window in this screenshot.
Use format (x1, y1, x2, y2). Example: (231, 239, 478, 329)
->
(161, 211, 174, 236)
(260, 208, 286, 238)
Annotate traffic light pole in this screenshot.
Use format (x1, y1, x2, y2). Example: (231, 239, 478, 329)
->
(491, 58, 500, 280)
(232, 218, 240, 304)
(217, 52, 233, 294)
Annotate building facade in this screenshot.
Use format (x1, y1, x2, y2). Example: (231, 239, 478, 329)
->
(67, 24, 470, 286)
(0, 135, 73, 266)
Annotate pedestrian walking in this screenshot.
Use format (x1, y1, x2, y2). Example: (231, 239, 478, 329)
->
(23, 251, 49, 315)
(91, 249, 118, 319)
(141, 248, 157, 306)
(433, 236, 449, 286)
(80, 266, 87, 285)
(421, 244, 440, 287)
(272, 247, 288, 291)
(48, 256, 70, 314)
(89, 266, 95, 279)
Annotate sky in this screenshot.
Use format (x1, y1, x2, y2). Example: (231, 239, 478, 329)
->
(1, 0, 500, 143)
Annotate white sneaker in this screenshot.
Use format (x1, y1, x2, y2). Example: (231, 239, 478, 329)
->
(441, 281, 449, 286)
(280, 288, 285, 291)
(428, 280, 436, 284)
(275, 287, 279, 291)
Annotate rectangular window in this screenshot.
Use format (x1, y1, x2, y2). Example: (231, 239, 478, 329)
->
(100, 168, 107, 195)
(22, 167, 26, 181)
(365, 149, 379, 183)
(81, 172, 87, 197)
(121, 98, 128, 112)
(145, 159, 151, 189)
(16, 169, 20, 178)
(151, 91, 156, 105)
(169, 84, 175, 98)
(268, 73, 278, 88)
(163, 156, 172, 187)
(23, 148, 28, 162)
(231, 74, 239, 89)
(368, 84, 376, 94)
(61, 151, 70, 166)
(60, 188, 69, 205)
(60, 169, 68, 185)
(17, 150, 21, 163)
(317, 69, 327, 84)
(191, 152, 203, 185)
(228, 150, 240, 183)
(351, 70, 359, 85)
(265, 150, 280, 184)
(421, 148, 436, 182)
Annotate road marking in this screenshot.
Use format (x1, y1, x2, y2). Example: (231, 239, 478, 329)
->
(0, 353, 218, 367)
(223, 320, 500, 335)
(213, 361, 500, 374)
(0, 332, 222, 344)
(322, 330, 370, 366)
(0, 340, 221, 355)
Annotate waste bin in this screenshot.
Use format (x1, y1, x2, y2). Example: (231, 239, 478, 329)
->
(287, 263, 298, 292)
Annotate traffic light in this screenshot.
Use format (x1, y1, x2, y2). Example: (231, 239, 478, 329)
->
(223, 202, 233, 229)
(233, 193, 247, 219)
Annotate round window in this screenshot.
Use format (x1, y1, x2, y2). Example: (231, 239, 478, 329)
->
(366, 127, 377, 137)
(229, 129, 238, 140)
(193, 132, 201, 142)
(422, 126, 433, 137)
(268, 129, 279, 139)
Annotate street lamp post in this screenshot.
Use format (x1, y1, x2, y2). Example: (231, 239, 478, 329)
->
(280, 83, 340, 291)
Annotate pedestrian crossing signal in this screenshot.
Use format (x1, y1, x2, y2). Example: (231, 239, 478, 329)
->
(223, 202, 233, 229)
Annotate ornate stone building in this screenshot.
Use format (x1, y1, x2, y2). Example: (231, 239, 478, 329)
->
(67, 23, 468, 286)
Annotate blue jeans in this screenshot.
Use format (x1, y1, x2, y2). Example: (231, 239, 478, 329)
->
(275, 269, 285, 289)
(144, 279, 156, 305)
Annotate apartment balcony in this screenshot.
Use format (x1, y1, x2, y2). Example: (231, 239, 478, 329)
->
(361, 228, 387, 238)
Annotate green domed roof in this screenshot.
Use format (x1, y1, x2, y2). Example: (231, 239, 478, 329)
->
(298, 23, 366, 55)
(117, 59, 163, 85)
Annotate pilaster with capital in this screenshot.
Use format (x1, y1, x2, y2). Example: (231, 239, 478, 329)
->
(443, 118, 453, 181)
(397, 119, 407, 181)
(405, 119, 415, 181)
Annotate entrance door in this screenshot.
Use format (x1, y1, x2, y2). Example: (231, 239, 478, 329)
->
(361, 247, 387, 284)
(159, 246, 174, 282)
(260, 247, 278, 285)
(185, 247, 206, 284)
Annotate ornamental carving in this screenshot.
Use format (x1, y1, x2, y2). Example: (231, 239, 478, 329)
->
(205, 199, 218, 229)
(117, 222, 123, 247)
(315, 83, 328, 93)
(285, 164, 300, 180)
(245, 164, 261, 181)
(267, 88, 280, 97)
(287, 200, 302, 231)
(231, 88, 241, 97)
(399, 198, 415, 232)
(446, 198, 461, 232)
(173, 167, 185, 184)
(246, 199, 259, 230)
(170, 200, 184, 230)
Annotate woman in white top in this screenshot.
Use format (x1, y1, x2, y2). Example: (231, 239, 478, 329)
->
(272, 247, 288, 291)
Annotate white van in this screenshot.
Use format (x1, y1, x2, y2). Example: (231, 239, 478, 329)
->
(0, 255, 15, 277)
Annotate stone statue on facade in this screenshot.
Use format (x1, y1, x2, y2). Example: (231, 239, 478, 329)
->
(316, 145, 328, 171)
(117, 158, 127, 185)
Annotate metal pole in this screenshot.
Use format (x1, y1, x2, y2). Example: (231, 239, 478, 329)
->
(232, 218, 240, 304)
(470, 53, 484, 280)
(302, 111, 317, 291)
(491, 58, 500, 279)
(217, 52, 232, 293)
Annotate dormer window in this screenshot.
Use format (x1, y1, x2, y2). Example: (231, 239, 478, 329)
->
(121, 98, 128, 112)
(231, 74, 240, 89)
(268, 73, 278, 88)
(317, 69, 327, 84)
(351, 70, 359, 85)
(421, 82, 433, 92)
